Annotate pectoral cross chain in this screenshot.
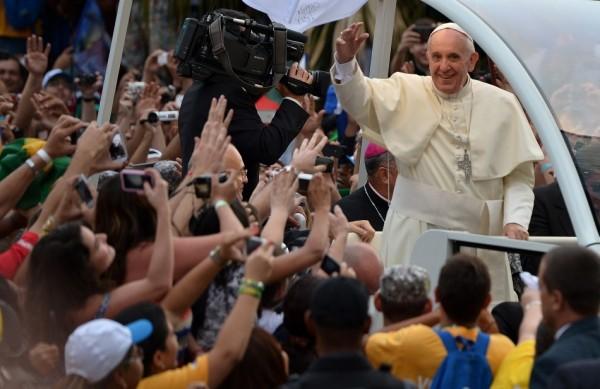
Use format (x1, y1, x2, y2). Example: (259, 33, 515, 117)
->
(457, 149, 472, 181)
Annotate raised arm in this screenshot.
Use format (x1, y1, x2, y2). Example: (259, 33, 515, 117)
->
(261, 169, 298, 245)
(15, 35, 50, 135)
(77, 169, 174, 321)
(207, 240, 275, 388)
(267, 173, 331, 282)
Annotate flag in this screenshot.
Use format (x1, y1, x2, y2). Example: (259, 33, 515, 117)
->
(242, 0, 367, 32)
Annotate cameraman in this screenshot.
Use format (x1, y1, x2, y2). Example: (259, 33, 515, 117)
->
(179, 58, 311, 200)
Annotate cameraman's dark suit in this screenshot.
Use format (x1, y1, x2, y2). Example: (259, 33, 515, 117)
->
(179, 76, 308, 199)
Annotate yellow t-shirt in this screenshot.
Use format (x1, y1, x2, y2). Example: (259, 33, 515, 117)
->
(137, 354, 209, 389)
(491, 339, 535, 389)
(366, 324, 515, 388)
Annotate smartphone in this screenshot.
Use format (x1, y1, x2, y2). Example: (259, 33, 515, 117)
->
(246, 236, 265, 255)
(109, 131, 128, 163)
(120, 169, 154, 193)
(297, 173, 313, 195)
(157, 51, 169, 66)
(74, 174, 94, 208)
(322, 143, 346, 159)
(413, 24, 435, 43)
(315, 156, 334, 173)
(127, 81, 146, 102)
(128, 161, 157, 170)
(321, 255, 341, 275)
(70, 126, 86, 145)
(192, 175, 212, 198)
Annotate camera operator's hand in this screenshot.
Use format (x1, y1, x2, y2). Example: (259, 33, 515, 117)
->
(280, 62, 313, 104)
(292, 132, 328, 173)
(335, 22, 369, 64)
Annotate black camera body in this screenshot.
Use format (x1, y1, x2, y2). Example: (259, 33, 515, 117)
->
(175, 10, 305, 95)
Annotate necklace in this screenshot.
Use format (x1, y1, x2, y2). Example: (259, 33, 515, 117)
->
(438, 81, 475, 182)
(363, 185, 386, 224)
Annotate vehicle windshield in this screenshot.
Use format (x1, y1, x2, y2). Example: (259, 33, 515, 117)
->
(457, 0, 600, 220)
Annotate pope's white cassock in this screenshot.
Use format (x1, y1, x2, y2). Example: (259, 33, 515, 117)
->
(332, 55, 543, 301)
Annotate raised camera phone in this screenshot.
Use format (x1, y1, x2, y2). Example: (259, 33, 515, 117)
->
(192, 173, 229, 198)
(127, 81, 146, 102)
(297, 172, 313, 195)
(120, 169, 154, 194)
(413, 24, 435, 43)
(109, 131, 128, 163)
(320, 255, 341, 275)
(322, 143, 346, 159)
(315, 156, 334, 173)
(74, 174, 94, 208)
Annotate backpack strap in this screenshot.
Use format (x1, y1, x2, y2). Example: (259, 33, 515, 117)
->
(472, 331, 491, 355)
(435, 329, 459, 352)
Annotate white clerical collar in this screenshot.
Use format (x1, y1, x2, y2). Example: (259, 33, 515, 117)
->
(367, 182, 390, 204)
(554, 323, 571, 340)
(432, 76, 472, 100)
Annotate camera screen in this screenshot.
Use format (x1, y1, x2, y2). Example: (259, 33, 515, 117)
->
(110, 133, 127, 161)
(74, 176, 94, 208)
(123, 173, 151, 190)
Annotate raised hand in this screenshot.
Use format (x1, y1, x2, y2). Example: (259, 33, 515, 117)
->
(189, 95, 232, 176)
(398, 25, 422, 52)
(24, 35, 51, 76)
(307, 173, 331, 213)
(299, 94, 325, 137)
(244, 240, 275, 283)
(335, 22, 369, 64)
(270, 169, 299, 214)
(32, 92, 70, 129)
(45, 115, 86, 158)
(292, 132, 328, 173)
(73, 121, 126, 173)
(211, 170, 241, 203)
(142, 168, 169, 212)
(136, 82, 161, 116)
(329, 205, 350, 239)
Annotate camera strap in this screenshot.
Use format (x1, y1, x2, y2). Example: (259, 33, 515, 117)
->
(209, 16, 285, 94)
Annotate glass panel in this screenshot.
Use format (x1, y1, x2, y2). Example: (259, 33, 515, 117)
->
(456, 0, 600, 219)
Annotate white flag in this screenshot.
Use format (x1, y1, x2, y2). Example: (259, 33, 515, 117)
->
(242, 0, 367, 32)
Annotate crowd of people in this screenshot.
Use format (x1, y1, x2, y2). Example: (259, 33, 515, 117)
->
(1, 2, 599, 389)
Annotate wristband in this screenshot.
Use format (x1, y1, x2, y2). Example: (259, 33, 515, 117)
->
(209, 246, 230, 267)
(241, 278, 265, 293)
(238, 285, 262, 299)
(214, 199, 229, 210)
(524, 300, 542, 310)
(36, 149, 51, 164)
(24, 158, 39, 173)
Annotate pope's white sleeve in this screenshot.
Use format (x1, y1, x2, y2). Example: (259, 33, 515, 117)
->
(503, 161, 536, 229)
(333, 58, 358, 84)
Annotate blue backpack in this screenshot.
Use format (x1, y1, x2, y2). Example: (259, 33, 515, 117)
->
(430, 330, 493, 389)
(3, 0, 44, 29)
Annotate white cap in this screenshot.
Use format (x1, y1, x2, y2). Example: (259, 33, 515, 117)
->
(431, 22, 474, 42)
(42, 68, 73, 88)
(65, 318, 152, 383)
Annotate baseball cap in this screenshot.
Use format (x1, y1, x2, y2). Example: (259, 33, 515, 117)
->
(65, 318, 153, 383)
(379, 265, 430, 304)
(42, 68, 74, 88)
(310, 277, 369, 329)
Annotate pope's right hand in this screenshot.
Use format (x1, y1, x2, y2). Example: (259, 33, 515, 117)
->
(335, 22, 370, 64)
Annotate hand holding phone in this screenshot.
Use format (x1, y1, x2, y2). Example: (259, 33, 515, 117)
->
(120, 169, 154, 194)
(246, 236, 266, 255)
(321, 254, 341, 275)
(74, 175, 94, 208)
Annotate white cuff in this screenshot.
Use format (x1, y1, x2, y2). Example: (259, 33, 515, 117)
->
(282, 96, 303, 108)
(334, 58, 357, 84)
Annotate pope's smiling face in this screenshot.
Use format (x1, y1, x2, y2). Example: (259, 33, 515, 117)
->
(427, 29, 479, 95)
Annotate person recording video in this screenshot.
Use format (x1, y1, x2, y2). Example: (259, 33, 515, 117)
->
(178, 9, 321, 199)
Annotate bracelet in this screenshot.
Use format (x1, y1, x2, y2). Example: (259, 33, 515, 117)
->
(238, 285, 263, 299)
(524, 300, 542, 310)
(41, 215, 56, 236)
(36, 149, 51, 164)
(241, 278, 265, 293)
(24, 158, 39, 173)
(209, 246, 229, 267)
(214, 199, 229, 210)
